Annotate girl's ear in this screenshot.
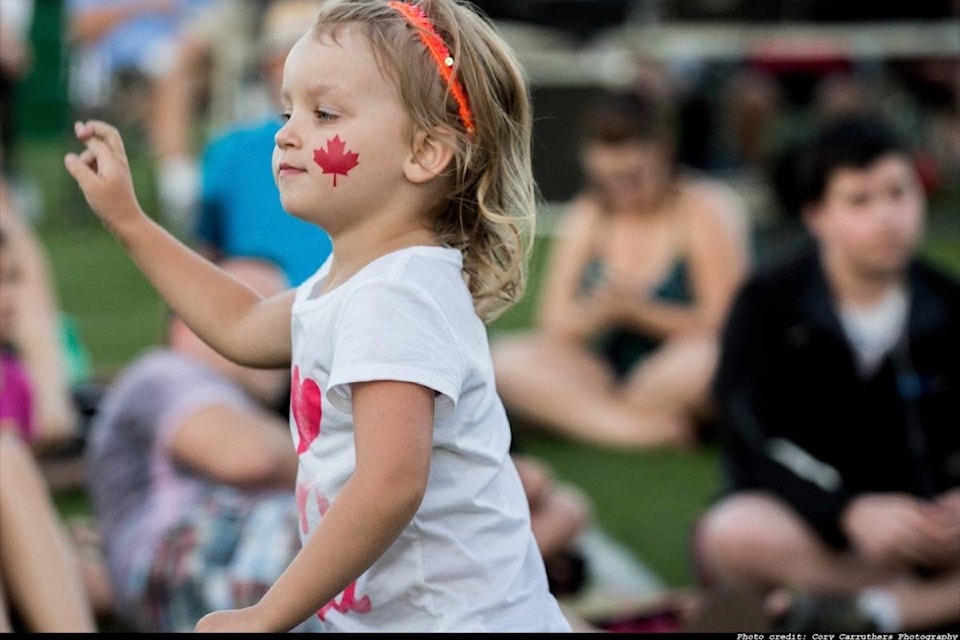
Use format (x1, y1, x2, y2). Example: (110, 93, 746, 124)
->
(404, 127, 457, 184)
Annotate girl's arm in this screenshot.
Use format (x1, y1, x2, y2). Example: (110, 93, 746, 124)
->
(195, 380, 434, 632)
(64, 120, 292, 367)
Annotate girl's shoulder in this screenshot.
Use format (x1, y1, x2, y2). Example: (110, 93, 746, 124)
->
(359, 245, 464, 289)
(299, 246, 466, 309)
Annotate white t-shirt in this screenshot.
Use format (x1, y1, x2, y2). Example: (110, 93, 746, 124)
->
(839, 286, 909, 377)
(289, 246, 570, 633)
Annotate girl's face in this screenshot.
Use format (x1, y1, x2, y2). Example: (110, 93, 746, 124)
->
(0, 247, 21, 343)
(273, 26, 412, 235)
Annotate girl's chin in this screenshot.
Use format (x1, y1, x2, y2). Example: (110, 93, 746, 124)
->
(279, 200, 311, 219)
(282, 205, 328, 229)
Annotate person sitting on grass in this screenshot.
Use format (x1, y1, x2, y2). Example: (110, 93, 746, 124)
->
(0, 177, 85, 456)
(491, 87, 751, 450)
(695, 113, 960, 633)
(77, 258, 320, 632)
(0, 227, 97, 633)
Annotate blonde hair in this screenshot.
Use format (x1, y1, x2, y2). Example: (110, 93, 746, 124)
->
(311, 0, 536, 322)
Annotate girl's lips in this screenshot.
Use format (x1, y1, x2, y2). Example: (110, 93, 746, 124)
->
(278, 163, 307, 176)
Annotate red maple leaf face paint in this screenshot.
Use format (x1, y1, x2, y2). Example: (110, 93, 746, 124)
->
(313, 135, 359, 187)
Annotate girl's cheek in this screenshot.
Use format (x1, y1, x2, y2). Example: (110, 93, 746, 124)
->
(313, 135, 360, 188)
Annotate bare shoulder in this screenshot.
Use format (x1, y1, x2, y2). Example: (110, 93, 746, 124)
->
(555, 191, 603, 235)
(677, 173, 749, 239)
(564, 191, 603, 218)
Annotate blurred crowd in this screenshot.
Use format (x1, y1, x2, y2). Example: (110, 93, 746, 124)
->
(0, 0, 957, 634)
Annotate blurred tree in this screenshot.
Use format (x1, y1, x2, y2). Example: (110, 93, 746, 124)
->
(14, 0, 68, 143)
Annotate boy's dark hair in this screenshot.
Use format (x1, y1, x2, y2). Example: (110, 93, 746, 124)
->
(797, 114, 911, 210)
(578, 87, 675, 148)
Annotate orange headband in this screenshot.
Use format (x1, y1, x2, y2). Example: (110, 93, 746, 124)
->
(388, 1, 475, 134)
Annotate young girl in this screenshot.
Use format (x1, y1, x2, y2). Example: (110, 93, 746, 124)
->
(64, 0, 571, 633)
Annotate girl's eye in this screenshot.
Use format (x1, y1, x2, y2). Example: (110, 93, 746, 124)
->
(315, 110, 337, 123)
(279, 112, 291, 122)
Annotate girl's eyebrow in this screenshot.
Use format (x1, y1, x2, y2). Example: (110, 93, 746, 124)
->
(281, 82, 348, 103)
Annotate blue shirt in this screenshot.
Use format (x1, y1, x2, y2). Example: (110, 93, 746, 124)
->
(197, 117, 333, 286)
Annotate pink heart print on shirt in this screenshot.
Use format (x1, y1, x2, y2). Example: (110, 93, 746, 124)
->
(292, 365, 322, 454)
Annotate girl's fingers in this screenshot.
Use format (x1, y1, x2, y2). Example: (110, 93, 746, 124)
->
(80, 137, 120, 175)
(78, 149, 97, 170)
(74, 120, 127, 158)
(65, 149, 97, 175)
(65, 137, 118, 189)
(64, 152, 98, 190)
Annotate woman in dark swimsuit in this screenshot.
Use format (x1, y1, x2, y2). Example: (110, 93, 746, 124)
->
(492, 88, 751, 449)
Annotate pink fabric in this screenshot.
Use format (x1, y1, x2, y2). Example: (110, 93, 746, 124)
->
(0, 351, 34, 440)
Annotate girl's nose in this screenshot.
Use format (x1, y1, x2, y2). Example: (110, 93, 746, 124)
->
(275, 119, 300, 149)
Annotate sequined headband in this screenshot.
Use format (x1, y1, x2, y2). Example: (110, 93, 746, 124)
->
(388, 1, 475, 134)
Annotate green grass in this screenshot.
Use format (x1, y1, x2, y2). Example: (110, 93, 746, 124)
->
(514, 431, 722, 587)
(18, 137, 166, 373)
(44, 226, 166, 374)
(16, 134, 960, 589)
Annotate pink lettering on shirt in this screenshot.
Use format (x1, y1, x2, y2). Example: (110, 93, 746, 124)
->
(317, 582, 372, 620)
(294, 482, 373, 621)
(295, 481, 330, 535)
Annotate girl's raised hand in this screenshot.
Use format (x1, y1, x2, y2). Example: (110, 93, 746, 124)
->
(63, 120, 143, 231)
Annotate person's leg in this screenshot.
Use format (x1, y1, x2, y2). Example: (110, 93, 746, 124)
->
(0, 433, 97, 632)
(513, 454, 593, 599)
(695, 491, 898, 593)
(621, 334, 718, 430)
(514, 454, 592, 557)
(491, 331, 690, 448)
(0, 579, 12, 632)
(695, 491, 960, 631)
(885, 566, 960, 632)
